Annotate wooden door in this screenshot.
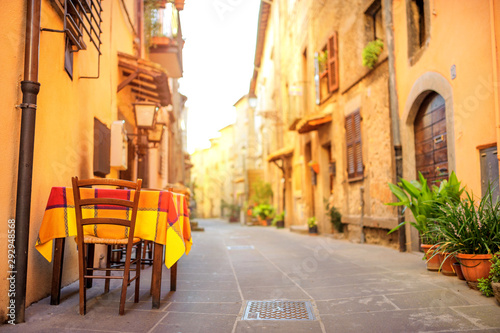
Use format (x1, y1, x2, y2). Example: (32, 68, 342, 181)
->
(414, 93, 448, 184)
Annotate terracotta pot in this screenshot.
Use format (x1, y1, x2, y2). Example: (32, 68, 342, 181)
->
(437, 253, 457, 276)
(453, 262, 466, 280)
(456, 253, 493, 282)
(492, 282, 500, 305)
(421, 244, 441, 271)
(174, 0, 184, 11)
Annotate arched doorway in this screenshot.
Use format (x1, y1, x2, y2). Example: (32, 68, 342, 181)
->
(414, 92, 448, 184)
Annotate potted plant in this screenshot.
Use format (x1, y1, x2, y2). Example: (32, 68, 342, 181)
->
(362, 39, 384, 69)
(386, 171, 463, 271)
(253, 204, 275, 226)
(272, 212, 285, 229)
(477, 254, 500, 303)
(308, 217, 318, 234)
(433, 186, 500, 284)
(325, 199, 343, 233)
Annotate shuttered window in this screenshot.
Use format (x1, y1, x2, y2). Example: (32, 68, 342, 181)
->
(327, 32, 339, 93)
(345, 110, 363, 180)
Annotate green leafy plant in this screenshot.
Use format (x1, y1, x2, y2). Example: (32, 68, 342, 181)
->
(253, 204, 275, 220)
(272, 212, 285, 226)
(250, 180, 273, 205)
(144, 0, 162, 50)
(386, 171, 463, 244)
(307, 217, 318, 228)
(325, 199, 343, 232)
(362, 39, 384, 69)
(478, 277, 494, 297)
(318, 50, 328, 73)
(478, 254, 500, 297)
(432, 186, 500, 255)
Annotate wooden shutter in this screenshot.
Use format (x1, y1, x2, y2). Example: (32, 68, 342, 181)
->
(327, 32, 339, 93)
(345, 110, 363, 179)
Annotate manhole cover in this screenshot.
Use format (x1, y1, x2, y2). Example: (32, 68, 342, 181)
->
(227, 245, 254, 250)
(242, 300, 315, 320)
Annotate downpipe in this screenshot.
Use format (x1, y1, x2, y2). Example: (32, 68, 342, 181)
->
(13, 0, 42, 324)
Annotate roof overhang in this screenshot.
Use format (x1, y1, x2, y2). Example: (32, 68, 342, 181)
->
(249, 0, 272, 95)
(297, 114, 332, 134)
(267, 146, 294, 162)
(117, 52, 172, 106)
(234, 177, 245, 183)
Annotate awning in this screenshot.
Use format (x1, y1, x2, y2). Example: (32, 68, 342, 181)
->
(234, 177, 245, 183)
(267, 146, 294, 162)
(117, 52, 172, 106)
(296, 114, 332, 134)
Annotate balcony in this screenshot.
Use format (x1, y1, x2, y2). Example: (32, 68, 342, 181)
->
(148, 3, 184, 78)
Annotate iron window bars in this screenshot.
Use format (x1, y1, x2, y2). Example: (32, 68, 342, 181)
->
(44, 0, 103, 77)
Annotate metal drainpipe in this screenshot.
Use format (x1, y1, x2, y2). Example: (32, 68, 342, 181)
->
(14, 0, 42, 323)
(383, 0, 405, 252)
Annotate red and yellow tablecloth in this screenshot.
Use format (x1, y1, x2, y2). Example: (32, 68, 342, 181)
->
(36, 187, 192, 268)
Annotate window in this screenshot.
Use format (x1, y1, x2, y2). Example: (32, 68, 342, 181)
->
(93, 118, 111, 178)
(365, 0, 383, 41)
(315, 32, 339, 104)
(345, 110, 363, 180)
(407, 0, 429, 60)
(49, 0, 103, 78)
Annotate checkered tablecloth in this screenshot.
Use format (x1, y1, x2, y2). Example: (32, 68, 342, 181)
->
(35, 187, 192, 268)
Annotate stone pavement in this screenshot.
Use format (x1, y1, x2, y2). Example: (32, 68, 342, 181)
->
(3, 219, 500, 332)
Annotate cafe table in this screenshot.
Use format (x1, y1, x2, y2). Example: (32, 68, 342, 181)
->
(35, 186, 192, 309)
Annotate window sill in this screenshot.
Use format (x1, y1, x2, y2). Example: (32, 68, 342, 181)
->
(347, 175, 364, 183)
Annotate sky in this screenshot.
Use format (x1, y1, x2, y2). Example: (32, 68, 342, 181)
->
(179, 0, 261, 153)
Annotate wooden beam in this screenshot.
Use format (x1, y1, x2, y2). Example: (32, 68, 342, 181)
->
(117, 70, 138, 92)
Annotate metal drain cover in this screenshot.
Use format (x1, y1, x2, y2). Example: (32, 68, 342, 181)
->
(242, 300, 315, 320)
(227, 245, 254, 250)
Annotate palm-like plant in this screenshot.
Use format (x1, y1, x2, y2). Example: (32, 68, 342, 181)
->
(386, 171, 463, 244)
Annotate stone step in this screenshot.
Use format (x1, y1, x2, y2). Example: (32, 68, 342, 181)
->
(290, 225, 309, 234)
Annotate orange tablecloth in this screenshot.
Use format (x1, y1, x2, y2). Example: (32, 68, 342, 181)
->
(35, 187, 192, 268)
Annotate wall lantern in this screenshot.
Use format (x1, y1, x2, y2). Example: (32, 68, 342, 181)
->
(248, 93, 257, 109)
(148, 124, 165, 144)
(133, 101, 159, 130)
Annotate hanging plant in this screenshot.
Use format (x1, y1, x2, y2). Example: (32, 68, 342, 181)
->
(144, 0, 162, 50)
(362, 39, 384, 69)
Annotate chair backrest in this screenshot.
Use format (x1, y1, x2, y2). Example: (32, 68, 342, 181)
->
(72, 177, 142, 242)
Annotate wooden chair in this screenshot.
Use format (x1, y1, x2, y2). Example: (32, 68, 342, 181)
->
(72, 177, 142, 315)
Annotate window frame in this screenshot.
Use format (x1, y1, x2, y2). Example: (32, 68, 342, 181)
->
(345, 110, 364, 181)
(315, 32, 339, 104)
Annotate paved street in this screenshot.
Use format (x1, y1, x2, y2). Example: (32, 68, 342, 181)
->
(4, 219, 500, 332)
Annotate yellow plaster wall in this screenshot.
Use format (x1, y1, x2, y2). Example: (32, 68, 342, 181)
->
(0, 0, 27, 321)
(0, 0, 138, 319)
(393, 0, 499, 194)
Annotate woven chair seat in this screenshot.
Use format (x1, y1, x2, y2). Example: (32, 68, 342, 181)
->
(74, 236, 141, 245)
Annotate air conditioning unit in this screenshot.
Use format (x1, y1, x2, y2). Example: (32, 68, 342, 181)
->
(110, 120, 128, 170)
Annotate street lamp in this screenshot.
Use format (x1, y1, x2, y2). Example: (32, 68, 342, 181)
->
(133, 101, 159, 130)
(248, 93, 257, 109)
(147, 123, 165, 146)
(132, 101, 160, 186)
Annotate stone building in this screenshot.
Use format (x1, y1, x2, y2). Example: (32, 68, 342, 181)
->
(251, 0, 398, 245)
(390, 0, 500, 251)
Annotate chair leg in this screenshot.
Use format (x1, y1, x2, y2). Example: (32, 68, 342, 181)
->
(119, 242, 134, 315)
(135, 242, 142, 303)
(86, 244, 95, 289)
(78, 242, 87, 315)
(105, 245, 111, 293)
